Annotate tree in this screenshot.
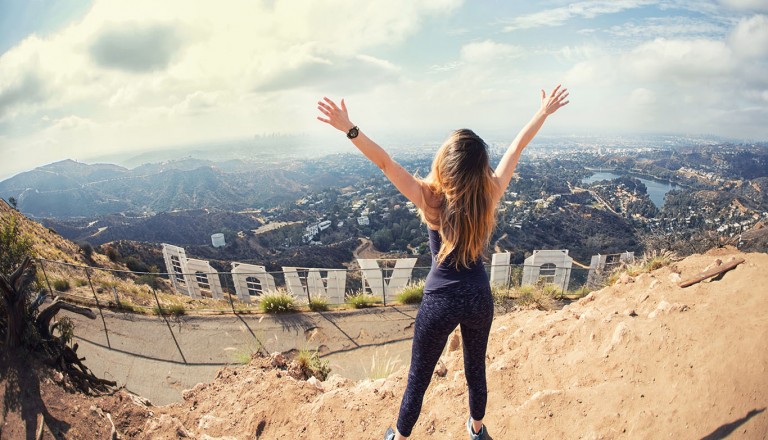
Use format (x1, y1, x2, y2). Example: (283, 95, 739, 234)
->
(8, 196, 17, 209)
(1, 216, 33, 275)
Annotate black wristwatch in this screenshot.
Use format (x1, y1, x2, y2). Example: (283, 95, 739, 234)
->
(346, 126, 359, 139)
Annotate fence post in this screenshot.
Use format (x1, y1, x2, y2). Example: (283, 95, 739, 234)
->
(381, 264, 387, 306)
(85, 267, 111, 349)
(38, 259, 55, 299)
(150, 287, 188, 364)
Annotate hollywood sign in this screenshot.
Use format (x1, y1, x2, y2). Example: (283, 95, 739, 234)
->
(162, 244, 632, 302)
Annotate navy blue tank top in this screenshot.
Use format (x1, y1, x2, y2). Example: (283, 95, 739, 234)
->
(423, 228, 489, 294)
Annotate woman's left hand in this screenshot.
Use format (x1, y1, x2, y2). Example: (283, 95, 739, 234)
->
(317, 97, 355, 133)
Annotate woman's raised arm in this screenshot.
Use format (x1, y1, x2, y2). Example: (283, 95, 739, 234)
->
(316, 97, 428, 211)
(494, 85, 569, 198)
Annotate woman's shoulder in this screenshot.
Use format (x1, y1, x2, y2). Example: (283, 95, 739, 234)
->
(418, 181, 442, 228)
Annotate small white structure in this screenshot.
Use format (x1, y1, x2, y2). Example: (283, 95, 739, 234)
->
(587, 252, 635, 288)
(231, 263, 276, 303)
(211, 233, 226, 248)
(357, 258, 417, 303)
(521, 250, 573, 290)
(357, 216, 370, 226)
(282, 267, 347, 304)
(490, 252, 511, 286)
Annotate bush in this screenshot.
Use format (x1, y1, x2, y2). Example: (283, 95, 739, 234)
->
(52, 279, 71, 292)
(513, 285, 555, 311)
(154, 303, 186, 317)
(259, 290, 296, 313)
(364, 350, 402, 380)
(346, 292, 379, 309)
(396, 281, 424, 304)
(308, 296, 329, 312)
(123, 256, 149, 273)
(295, 347, 331, 381)
(0, 216, 33, 274)
(77, 241, 94, 260)
(136, 274, 161, 289)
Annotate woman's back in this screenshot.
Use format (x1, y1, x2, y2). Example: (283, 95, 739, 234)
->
(424, 228, 489, 294)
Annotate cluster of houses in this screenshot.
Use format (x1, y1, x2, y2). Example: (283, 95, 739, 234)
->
(162, 244, 634, 305)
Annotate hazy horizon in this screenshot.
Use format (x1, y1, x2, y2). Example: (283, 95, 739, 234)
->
(2, 1, 767, 180)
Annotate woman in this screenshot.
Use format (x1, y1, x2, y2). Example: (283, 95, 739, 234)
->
(317, 86, 569, 439)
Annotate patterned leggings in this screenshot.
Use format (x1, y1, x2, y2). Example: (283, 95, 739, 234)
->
(396, 284, 494, 437)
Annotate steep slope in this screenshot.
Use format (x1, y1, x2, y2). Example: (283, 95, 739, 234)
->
(137, 248, 767, 439)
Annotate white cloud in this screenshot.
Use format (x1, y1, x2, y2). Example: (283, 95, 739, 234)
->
(460, 40, 524, 64)
(0, 0, 463, 174)
(728, 14, 768, 58)
(719, 0, 768, 11)
(623, 38, 733, 82)
(504, 0, 657, 31)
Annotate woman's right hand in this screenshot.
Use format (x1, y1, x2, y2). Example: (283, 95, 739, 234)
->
(540, 85, 569, 116)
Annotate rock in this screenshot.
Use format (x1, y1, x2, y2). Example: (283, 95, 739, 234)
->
(307, 376, 325, 391)
(325, 374, 350, 389)
(434, 359, 448, 377)
(624, 308, 637, 317)
(269, 352, 287, 368)
(648, 300, 671, 319)
(617, 273, 635, 285)
(602, 322, 631, 357)
(577, 293, 595, 305)
(668, 273, 682, 283)
(144, 414, 190, 438)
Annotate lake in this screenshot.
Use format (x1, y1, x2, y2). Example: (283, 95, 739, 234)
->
(582, 171, 677, 208)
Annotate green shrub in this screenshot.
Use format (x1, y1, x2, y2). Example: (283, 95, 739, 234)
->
(74, 278, 89, 287)
(569, 285, 591, 298)
(136, 274, 160, 289)
(396, 281, 424, 305)
(364, 350, 402, 380)
(642, 249, 677, 272)
(513, 284, 555, 311)
(153, 303, 186, 317)
(295, 347, 331, 381)
(52, 279, 71, 292)
(346, 292, 379, 309)
(259, 290, 296, 313)
(491, 284, 515, 310)
(308, 296, 330, 312)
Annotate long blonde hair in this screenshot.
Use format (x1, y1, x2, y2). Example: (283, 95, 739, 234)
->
(420, 129, 499, 269)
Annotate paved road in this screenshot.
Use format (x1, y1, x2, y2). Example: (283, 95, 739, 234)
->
(63, 306, 418, 405)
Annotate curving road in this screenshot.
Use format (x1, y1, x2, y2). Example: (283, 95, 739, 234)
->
(63, 305, 418, 405)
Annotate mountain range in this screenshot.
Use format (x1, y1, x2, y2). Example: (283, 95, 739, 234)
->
(0, 158, 352, 218)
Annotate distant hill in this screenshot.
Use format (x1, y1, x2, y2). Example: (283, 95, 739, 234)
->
(42, 209, 264, 246)
(0, 158, 353, 218)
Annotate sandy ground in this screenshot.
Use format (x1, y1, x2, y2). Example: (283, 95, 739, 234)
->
(2, 248, 768, 439)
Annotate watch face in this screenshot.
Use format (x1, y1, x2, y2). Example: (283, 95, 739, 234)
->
(347, 127, 359, 139)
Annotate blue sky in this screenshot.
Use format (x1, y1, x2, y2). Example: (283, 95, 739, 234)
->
(1, 0, 767, 179)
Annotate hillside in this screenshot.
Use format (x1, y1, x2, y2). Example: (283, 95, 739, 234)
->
(0, 158, 355, 218)
(2, 246, 766, 439)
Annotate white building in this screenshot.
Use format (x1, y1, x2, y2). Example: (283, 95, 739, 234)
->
(211, 233, 226, 248)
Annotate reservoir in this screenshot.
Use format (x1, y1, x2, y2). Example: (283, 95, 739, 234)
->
(582, 171, 677, 208)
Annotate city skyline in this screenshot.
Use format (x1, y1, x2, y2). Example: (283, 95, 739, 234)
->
(1, 0, 767, 180)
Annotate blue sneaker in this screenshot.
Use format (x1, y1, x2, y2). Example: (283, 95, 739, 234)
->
(466, 417, 485, 440)
(384, 427, 396, 440)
